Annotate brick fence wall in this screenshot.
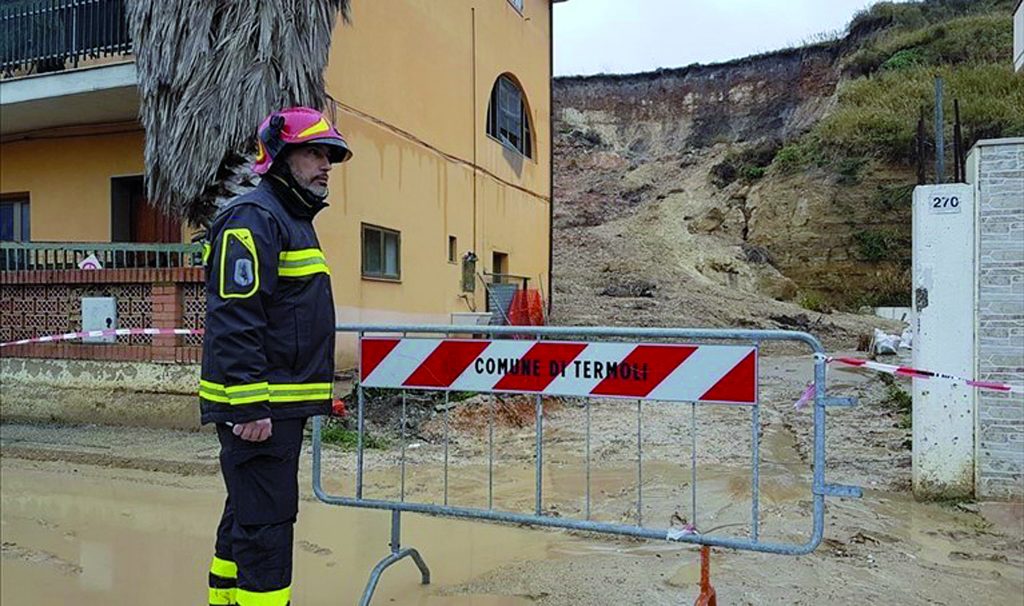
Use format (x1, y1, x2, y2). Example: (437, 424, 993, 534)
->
(974, 139, 1024, 500)
(0, 267, 205, 363)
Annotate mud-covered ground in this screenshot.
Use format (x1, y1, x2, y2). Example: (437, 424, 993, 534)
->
(2, 352, 1022, 605)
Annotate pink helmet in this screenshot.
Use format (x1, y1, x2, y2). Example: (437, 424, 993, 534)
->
(253, 107, 353, 175)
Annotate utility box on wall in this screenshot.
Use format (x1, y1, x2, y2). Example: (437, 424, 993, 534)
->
(82, 297, 118, 344)
(912, 184, 976, 499)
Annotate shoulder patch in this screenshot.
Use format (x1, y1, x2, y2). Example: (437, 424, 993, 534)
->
(219, 228, 260, 299)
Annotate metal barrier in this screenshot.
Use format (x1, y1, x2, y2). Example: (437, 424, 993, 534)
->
(0, 0, 131, 78)
(313, 324, 862, 605)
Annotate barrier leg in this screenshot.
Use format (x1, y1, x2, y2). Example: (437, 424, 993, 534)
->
(693, 546, 717, 606)
(359, 509, 431, 606)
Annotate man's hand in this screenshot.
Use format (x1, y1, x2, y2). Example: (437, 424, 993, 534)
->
(233, 418, 272, 442)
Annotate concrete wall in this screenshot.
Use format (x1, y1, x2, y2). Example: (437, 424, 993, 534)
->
(969, 138, 1024, 500)
(0, 358, 200, 429)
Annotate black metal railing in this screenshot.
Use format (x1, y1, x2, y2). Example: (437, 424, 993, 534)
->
(1, 0, 132, 79)
(0, 241, 203, 271)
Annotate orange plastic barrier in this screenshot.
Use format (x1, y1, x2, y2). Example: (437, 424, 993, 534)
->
(507, 289, 545, 326)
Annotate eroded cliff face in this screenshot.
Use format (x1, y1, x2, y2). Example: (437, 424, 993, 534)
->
(555, 45, 842, 152)
(551, 43, 912, 332)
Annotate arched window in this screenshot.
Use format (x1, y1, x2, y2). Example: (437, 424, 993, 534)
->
(486, 75, 533, 159)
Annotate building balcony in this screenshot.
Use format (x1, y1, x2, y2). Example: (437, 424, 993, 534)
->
(1, 0, 136, 136)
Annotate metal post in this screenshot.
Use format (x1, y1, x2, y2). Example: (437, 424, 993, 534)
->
(535, 393, 543, 516)
(636, 399, 643, 527)
(585, 398, 591, 521)
(356, 332, 365, 499)
(917, 107, 927, 185)
(400, 390, 407, 502)
(443, 391, 450, 506)
(359, 509, 431, 606)
(488, 395, 495, 510)
(751, 403, 760, 541)
(390, 509, 401, 553)
(691, 403, 698, 527)
(954, 99, 964, 183)
(934, 76, 945, 184)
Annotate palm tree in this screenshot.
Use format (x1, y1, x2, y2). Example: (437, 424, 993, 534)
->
(125, 0, 351, 226)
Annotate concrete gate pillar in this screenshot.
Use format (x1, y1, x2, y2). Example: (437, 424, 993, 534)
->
(912, 183, 976, 499)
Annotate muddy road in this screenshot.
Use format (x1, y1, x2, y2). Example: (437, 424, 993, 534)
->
(2, 353, 1022, 604)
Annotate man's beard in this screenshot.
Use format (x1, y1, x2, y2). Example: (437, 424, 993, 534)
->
(304, 181, 329, 199)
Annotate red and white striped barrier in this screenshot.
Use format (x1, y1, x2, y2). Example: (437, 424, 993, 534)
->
(0, 328, 203, 348)
(360, 337, 758, 404)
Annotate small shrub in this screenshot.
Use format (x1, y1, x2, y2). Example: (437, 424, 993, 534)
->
(712, 140, 781, 186)
(854, 230, 897, 262)
(741, 165, 766, 182)
(871, 183, 915, 211)
(772, 143, 813, 174)
(881, 48, 925, 71)
(836, 157, 867, 185)
(879, 374, 912, 430)
(320, 419, 389, 450)
(853, 265, 912, 308)
(799, 291, 829, 313)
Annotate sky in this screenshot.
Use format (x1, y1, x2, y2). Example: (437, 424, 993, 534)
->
(554, 0, 887, 76)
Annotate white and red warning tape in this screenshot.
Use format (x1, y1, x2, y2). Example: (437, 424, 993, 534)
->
(828, 356, 1022, 394)
(2, 330, 1021, 398)
(0, 328, 203, 348)
(795, 355, 1022, 409)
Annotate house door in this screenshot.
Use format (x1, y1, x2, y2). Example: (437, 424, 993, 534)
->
(112, 176, 180, 243)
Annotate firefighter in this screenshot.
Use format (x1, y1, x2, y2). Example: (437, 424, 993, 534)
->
(201, 107, 352, 606)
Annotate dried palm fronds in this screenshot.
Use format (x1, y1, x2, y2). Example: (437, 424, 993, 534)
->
(126, 0, 351, 225)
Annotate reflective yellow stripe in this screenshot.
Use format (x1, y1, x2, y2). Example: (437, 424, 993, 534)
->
(279, 249, 330, 278)
(236, 586, 291, 606)
(209, 587, 236, 605)
(210, 556, 237, 579)
(200, 381, 270, 405)
(279, 264, 330, 278)
(200, 389, 231, 404)
(279, 249, 325, 262)
(203, 242, 212, 265)
(201, 381, 329, 404)
(269, 383, 333, 402)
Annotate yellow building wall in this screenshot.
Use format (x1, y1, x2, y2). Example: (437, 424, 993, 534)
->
(1, 0, 554, 366)
(0, 130, 145, 242)
(323, 0, 553, 363)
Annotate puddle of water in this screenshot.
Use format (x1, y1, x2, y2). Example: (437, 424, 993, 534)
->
(0, 464, 566, 605)
(5, 416, 1020, 605)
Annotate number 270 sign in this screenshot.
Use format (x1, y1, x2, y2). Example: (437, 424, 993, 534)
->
(929, 194, 962, 214)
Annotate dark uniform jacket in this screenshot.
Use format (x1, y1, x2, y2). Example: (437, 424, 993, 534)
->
(199, 179, 335, 425)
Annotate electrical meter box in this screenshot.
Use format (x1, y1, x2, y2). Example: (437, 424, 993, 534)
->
(82, 297, 117, 344)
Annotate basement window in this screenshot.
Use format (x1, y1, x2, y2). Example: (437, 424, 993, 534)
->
(362, 224, 401, 280)
(487, 75, 533, 159)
